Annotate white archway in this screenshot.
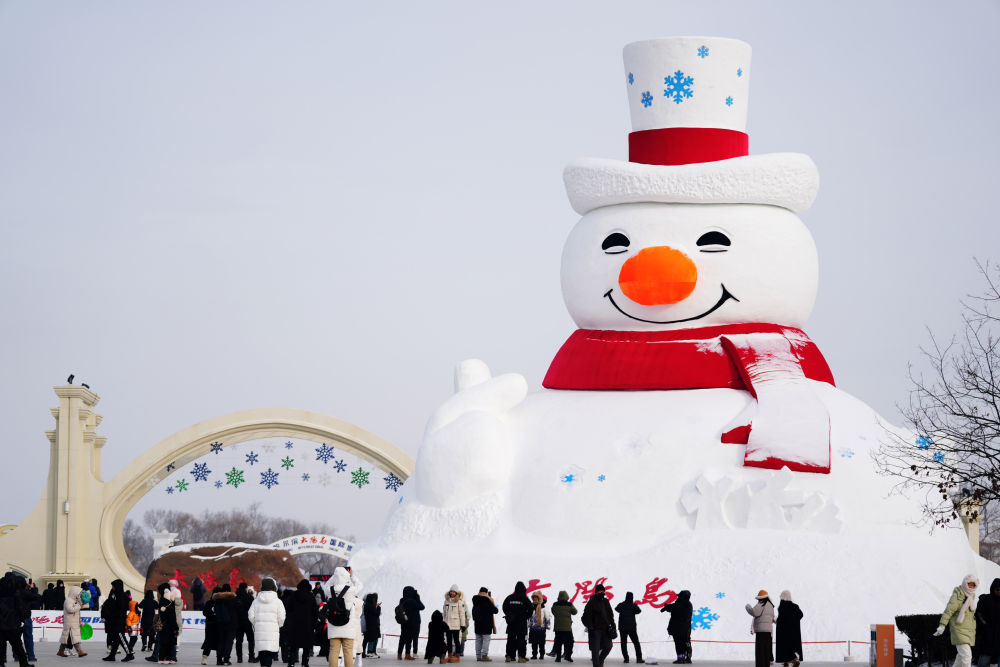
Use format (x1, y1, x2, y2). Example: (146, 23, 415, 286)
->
(0, 387, 413, 594)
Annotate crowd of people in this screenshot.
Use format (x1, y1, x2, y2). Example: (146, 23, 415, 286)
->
(39, 568, 1000, 667)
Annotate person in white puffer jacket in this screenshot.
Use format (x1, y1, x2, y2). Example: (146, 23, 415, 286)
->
(249, 579, 286, 667)
(327, 567, 362, 667)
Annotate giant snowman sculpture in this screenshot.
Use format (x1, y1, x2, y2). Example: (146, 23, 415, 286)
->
(354, 37, 999, 658)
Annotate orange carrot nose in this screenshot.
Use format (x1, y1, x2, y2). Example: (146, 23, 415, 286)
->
(618, 246, 698, 305)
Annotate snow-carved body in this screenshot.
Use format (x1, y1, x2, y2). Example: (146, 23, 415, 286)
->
(353, 36, 1000, 658)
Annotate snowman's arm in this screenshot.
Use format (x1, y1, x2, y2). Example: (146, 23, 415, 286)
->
(719, 333, 831, 474)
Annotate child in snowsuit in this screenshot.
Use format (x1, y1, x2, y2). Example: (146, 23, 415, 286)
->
(425, 611, 448, 665)
(528, 594, 552, 660)
(660, 590, 692, 664)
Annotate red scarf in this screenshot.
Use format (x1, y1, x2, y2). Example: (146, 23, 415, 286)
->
(543, 324, 836, 474)
(543, 323, 835, 392)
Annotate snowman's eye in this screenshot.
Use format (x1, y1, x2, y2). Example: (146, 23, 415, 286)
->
(697, 231, 731, 253)
(602, 232, 630, 254)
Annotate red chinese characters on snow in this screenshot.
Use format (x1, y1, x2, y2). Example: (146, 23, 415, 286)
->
(531, 577, 675, 607)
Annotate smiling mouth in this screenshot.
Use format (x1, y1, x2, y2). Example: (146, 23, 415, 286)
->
(603, 285, 739, 325)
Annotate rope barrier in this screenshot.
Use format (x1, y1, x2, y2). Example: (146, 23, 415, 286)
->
(382, 634, 871, 647)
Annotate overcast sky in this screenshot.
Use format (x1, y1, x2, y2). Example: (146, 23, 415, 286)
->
(1, 0, 998, 540)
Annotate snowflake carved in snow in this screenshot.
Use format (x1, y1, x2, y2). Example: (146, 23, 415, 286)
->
(260, 468, 279, 489)
(383, 472, 402, 492)
(333, 459, 347, 473)
(280, 456, 294, 471)
(192, 462, 211, 482)
(245, 451, 259, 466)
(664, 70, 694, 104)
(350, 467, 370, 489)
(691, 606, 719, 630)
(225, 467, 246, 488)
(315, 443, 336, 464)
(209, 441, 224, 455)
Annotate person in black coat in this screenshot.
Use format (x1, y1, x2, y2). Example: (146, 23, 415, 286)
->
(775, 591, 803, 666)
(660, 590, 693, 664)
(615, 592, 642, 664)
(581, 585, 615, 667)
(286, 581, 317, 667)
(235, 583, 257, 664)
(156, 584, 180, 666)
(0, 573, 30, 667)
(363, 594, 381, 658)
(139, 591, 158, 652)
(190, 578, 207, 612)
(215, 585, 239, 665)
(503, 582, 533, 663)
(471, 589, 499, 661)
(102, 579, 134, 662)
(398, 586, 425, 660)
(424, 611, 448, 664)
(976, 578, 1000, 667)
(203, 588, 222, 664)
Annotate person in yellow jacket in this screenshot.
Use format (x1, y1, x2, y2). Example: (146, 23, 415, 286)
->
(935, 575, 980, 667)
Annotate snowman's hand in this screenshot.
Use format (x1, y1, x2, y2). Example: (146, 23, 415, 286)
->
(425, 360, 529, 435)
(413, 360, 527, 507)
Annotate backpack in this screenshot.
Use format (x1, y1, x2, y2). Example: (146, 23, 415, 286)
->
(394, 602, 408, 625)
(325, 586, 351, 627)
(0, 598, 18, 631)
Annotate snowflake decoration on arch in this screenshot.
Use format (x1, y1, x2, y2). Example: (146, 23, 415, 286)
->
(317, 473, 332, 487)
(350, 467, 370, 489)
(166, 486, 174, 495)
(260, 468, 280, 490)
(209, 441, 224, 455)
(315, 443, 336, 465)
(285, 441, 294, 450)
(225, 467, 246, 488)
(301, 473, 310, 482)
(166, 462, 176, 472)
(641, 91, 653, 108)
(261, 443, 277, 454)
(213, 480, 223, 489)
(664, 70, 694, 104)
(175, 479, 190, 492)
(192, 462, 212, 482)
(146, 476, 160, 488)
(383, 472, 403, 492)
(245, 451, 259, 466)
(691, 606, 719, 630)
(280, 456, 294, 471)
(333, 459, 347, 473)
(697, 45, 709, 58)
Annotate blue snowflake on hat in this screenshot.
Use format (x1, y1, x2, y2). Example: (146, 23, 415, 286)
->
(664, 70, 694, 104)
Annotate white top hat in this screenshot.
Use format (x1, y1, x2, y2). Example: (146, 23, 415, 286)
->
(564, 36, 819, 215)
